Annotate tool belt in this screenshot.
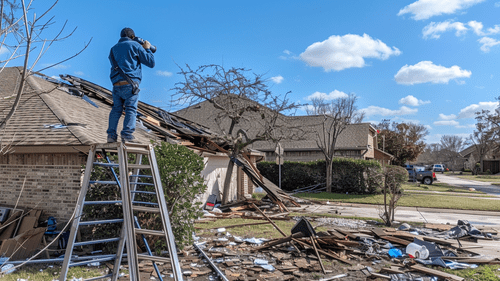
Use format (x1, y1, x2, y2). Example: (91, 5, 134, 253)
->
(113, 80, 130, 86)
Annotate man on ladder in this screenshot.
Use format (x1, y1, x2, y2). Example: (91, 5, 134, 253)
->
(107, 27, 155, 144)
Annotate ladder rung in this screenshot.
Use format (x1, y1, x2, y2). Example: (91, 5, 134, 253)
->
(130, 175, 153, 178)
(74, 237, 121, 247)
(89, 180, 118, 185)
(92, 162, 119, 167)
(130, 182, 154, 186)
(125, 148, 150, 154)
(84, 200, 122, 205)
(69, 257, 117, 267)
(133, 201, 159, 206)
(79, 219, 124, 226)
(128, 164, 151, 169)
(131, 191, 156, 195)
(135, 228, 165, 236)
(137, 254, 171, 263)
(133, 206, 160, 213)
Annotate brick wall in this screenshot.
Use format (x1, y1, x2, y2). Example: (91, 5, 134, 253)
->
(0, 164, 82, 222)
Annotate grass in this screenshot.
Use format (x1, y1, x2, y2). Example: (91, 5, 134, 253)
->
(442, 265, 500, 281)
(454, 174, 500, 183)
(402, 182, 485, 194)
(0, 265, 105, 281)
(195, 217, 329, 239)
(294, 192, 500, 211)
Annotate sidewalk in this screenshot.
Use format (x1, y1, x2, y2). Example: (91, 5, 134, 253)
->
(292, 202, 500, 228)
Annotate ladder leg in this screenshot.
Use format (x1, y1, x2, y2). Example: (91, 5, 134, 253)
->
(148, 145, 184, 279)
(118, 144, 140, 281)
(59, 146, 97, 281)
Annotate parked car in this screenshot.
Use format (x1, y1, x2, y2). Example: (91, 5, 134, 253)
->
(432, 164, 446, 173)
(405, 165, 437, 185)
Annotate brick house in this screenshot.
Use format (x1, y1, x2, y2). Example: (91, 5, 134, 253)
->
(0, 67, 256, 222)
(174, 99, 393, 164)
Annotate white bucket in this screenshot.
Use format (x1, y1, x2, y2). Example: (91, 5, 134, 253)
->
(406, 243, 429, 259)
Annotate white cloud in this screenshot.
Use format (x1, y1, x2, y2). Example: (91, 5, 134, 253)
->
(398, 95, 431, 106)
(458, 101, 499, 118)
(299, 34, 401, 71)
(468, 21, 500, 36)
(270, 75, 284, 84)
(306, 90, 348, 101)
(283, 50, 291, 55)
(394, 61, 471, 85)
(438, 113, 457, 120)
(423, 20, 468, 39)
(398, 0, 486, 20)
(74, 71, 84, 76)
(156, 70, 173, 77)
(434, 120, 460, 126)
(361, 106, 418, 116)
(468, 20, 485, 35)
(478, 37, 500, 52)
(495, 1, 500, 7)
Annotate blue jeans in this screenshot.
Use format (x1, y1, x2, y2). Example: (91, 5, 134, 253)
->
(106, 84, 139, 140)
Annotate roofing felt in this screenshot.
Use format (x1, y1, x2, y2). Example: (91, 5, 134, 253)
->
(174, 98, 375, 151)
(0, 67, 219, 149)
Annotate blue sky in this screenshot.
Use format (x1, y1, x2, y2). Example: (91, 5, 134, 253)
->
(4, 0, 500, 144)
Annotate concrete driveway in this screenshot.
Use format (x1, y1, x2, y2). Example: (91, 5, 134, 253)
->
(436, 173, 500, 196)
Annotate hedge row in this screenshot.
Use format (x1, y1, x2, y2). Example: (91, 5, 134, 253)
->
(257, 158, 383, 194)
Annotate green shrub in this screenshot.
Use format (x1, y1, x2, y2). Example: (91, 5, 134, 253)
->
(257, 160, 324, 191)
(257, 158, 383, 194)
(331, 158, 383, 194)
(150, 142, 207, 249)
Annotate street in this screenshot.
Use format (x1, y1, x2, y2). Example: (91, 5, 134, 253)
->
(436, 173, 500, 196)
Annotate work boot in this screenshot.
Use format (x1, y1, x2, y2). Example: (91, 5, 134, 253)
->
(121, 136, 140, 144)
(107, 136, 117, 143)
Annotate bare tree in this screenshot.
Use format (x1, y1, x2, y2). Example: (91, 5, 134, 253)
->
(307, 94, 360, 192)
(173, 64, 300, 204)
(467, 109, 497, 173)
(439, 135, 465, 172)
(0, 0, 91, 131)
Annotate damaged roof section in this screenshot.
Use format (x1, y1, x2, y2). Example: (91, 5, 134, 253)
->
(0, 67, 226, 152)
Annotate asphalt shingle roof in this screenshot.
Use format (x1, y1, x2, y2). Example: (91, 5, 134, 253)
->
(174, 98, 375, 152)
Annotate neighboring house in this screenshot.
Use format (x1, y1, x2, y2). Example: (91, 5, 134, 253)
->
(0, 67, 257, 222)
(174, 99, 393, 165)
(460, 145, 500, 174)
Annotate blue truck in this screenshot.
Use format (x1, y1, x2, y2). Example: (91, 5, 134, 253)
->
(405, 165, 437, 185)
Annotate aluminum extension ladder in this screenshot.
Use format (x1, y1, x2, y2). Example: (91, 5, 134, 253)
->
(59, 142, 183, 281)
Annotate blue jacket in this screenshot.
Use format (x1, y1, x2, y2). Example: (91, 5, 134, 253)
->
(109, 37, 155, 85)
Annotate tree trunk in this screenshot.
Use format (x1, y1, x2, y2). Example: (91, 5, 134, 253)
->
(221, 156, 235, 204)
(326, 160, 333, 192)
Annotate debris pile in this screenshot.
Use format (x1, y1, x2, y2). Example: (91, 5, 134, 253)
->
(0, 208, 50, 261)
(179, 201, 500, 281)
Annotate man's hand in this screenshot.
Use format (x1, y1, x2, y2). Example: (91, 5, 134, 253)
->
(142, 40, 151, 50)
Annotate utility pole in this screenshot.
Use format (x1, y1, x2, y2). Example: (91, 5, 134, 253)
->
(275, 142, 284, 189)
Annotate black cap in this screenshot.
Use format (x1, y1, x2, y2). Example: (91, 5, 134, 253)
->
(120, 27, 135, 39)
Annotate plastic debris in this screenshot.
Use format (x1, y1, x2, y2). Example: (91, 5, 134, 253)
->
(0, 263, 15, 274)
(388, 248, 402, 258)
(217, 228, 226, 233)
(406, 243, 429, 259)
(243, 237, 266, 244)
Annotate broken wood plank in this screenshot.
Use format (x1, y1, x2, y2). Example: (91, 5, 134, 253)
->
(292, 238, 354, 265)
(254, 232, 304, 251)
(379, 235, 412, 246)
(310, 236, 326, 274)
(410, 265, 464, 281)
(251, 203, 287, 237)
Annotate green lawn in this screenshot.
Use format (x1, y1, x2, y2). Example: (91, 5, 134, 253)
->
(294, 192, 500, 211)
(454, 174, 500, 183)
(402, 182, 485, 194)
(0, 265, 106, 281)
